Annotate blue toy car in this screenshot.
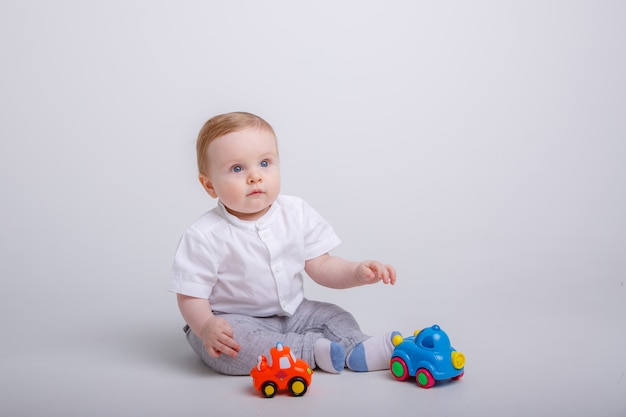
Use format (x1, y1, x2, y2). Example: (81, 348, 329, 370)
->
(389, 324, 465, 388)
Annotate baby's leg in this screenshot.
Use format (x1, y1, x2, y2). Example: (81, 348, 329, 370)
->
(185, 313, 287, 376)
(286, 299, 398, 372)
(282, 299, 368, 373)
(286, 299, 370, 353)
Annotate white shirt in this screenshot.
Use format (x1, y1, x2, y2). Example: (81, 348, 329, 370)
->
(168, 195, 341, 316)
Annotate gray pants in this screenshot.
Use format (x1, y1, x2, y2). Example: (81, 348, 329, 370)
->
(184, 298, 370, 375)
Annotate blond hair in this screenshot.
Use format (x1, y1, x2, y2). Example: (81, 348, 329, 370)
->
(196, 111, 276, 175)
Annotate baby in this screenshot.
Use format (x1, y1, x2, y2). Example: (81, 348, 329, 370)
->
(169, 111, 398, 375)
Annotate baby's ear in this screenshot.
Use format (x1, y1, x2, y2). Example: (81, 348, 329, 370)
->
(199, 175, 218, 198)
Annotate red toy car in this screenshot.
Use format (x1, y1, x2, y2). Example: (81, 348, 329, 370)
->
(250, 342, 313, 398)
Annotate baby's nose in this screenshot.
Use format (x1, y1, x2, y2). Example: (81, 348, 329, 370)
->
(247, 172, 262, 183)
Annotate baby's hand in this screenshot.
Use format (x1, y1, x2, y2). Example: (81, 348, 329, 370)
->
(200, 316, 240, 358)
(356, 260, 396, 285)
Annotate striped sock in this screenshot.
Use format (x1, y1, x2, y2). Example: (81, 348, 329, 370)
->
(314, 338, 345, 373)
(346, 331, 400, 372)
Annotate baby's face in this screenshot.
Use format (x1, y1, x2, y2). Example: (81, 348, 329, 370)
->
(200, 127, 280, 221)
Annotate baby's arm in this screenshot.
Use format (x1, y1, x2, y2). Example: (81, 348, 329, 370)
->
(304, 253, 396, 289)
(177, 294, 240, 358)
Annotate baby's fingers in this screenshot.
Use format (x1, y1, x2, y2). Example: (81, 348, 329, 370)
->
(217, 334, 240, 358)
(371, 262, 396, 284)
(384, 265, 397, 285)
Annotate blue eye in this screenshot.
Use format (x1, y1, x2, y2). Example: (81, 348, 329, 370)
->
(232, 165, 243, 173)
(260, 160, 269, 168)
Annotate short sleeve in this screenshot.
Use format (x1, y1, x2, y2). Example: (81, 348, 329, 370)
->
(168, 228, 218, 298)
(299, 199, 342, 260)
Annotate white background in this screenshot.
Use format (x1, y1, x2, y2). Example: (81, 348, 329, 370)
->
(1, 1, 625, 416)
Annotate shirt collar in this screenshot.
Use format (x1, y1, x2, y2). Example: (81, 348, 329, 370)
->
(216, 199, 279, 230)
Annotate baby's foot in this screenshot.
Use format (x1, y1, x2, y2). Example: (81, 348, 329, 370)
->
(346, 331, 401, 372)
(314, 338, 345, 373)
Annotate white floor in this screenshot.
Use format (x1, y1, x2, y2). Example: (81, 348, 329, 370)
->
(3, 280, 624, 417)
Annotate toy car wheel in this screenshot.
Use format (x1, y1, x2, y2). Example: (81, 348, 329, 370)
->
(415, 368, 435, 389)
(452, 371, 464, 380)
(261, 381, 278, 398)
(390, 357, 410, 381)
(288, 377, 308, 397)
